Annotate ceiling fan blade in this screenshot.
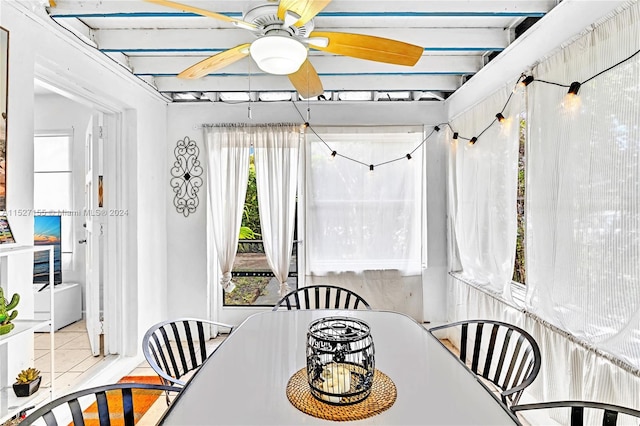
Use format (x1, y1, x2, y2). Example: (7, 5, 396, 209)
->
(278, 0, 332, 27)
(288, 59, 324, 99)
(308, 31, 423, 66)
(145, 0, 256, 29)
(178, 44, 251, 79)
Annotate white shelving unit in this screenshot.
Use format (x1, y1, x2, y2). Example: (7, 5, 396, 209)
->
(0, 245, 54, 424)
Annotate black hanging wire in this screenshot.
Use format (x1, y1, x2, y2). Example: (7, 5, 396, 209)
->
(447, 46, 639, 146)
(292, 100, 445, 169)
(289, 44, 639, 165)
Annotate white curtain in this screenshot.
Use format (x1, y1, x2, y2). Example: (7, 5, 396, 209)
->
(526, 1, 640, 369)
(252, 124, 301, 296)
(447, 275, 640, 425)
(305, 126, 424, 275)
(448, 86, 523, 300)
(203, 125, 251, 293)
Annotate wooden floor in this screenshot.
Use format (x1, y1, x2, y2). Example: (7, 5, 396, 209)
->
(440, 338, 458, 354)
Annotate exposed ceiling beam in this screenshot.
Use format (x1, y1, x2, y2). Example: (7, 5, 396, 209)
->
(92, 28, 509, 51)
(48, 1, 556, 16)
(129, 55, 482, 76)
(154, 74, 460, 92)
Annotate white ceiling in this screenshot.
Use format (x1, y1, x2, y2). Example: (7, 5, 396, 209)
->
(45, 0, 560, 102)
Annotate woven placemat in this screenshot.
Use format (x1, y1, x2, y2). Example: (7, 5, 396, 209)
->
(286, 368, 397, 421)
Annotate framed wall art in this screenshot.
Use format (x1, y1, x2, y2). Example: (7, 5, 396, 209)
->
(0, 27, 8, 211)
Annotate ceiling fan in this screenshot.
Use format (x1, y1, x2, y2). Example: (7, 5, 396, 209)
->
(145, 0, 424, 98)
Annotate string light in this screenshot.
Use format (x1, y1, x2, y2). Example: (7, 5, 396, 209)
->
(369, 164, 374, 172)
(563, 81, 582, 111)
(291, 46, 637, 160)
(520, 75, 534, 87)
(567, 81, 581, 95)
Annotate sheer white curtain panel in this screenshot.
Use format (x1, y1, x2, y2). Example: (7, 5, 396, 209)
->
(305, 126, 424, 275)
(448, 86, 523, 300)
(203, 125, 251, 293)
(525, 1, 640, 369)
(252, 124, 301, 296)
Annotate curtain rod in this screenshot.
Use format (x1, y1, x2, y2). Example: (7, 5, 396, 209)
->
(201, 123, 300, 128)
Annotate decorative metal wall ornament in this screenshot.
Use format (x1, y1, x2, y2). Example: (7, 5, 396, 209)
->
(306, 316, 375, 406)
(170, 136, 203, 217)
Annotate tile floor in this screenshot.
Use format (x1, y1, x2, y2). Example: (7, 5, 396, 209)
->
(34, 319, 106, 393)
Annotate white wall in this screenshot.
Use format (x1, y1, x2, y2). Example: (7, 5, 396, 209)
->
(166, 101, 449, 325)
(0, 0, 169, 367)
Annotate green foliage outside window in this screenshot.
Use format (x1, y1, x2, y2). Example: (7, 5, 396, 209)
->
(225, 157, 269, 305)
(512, 119, 526, 284)
(240, 160, 261, 241)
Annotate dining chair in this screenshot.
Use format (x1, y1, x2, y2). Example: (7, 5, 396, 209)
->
(272, 285, 372, 311)
(511, 401, 640, 425)
(142, 317, 234, 403)
(20, 382, 181, 426)
(428, 319, 541, 406)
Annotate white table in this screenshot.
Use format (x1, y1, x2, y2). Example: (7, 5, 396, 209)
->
(159, 310, 520, 425)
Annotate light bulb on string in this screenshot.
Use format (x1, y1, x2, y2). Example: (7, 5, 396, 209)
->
(468, 137, 477, 146)
(563, 81, 582, 112)
(495, 112, 514, 134)
(520, 75, 534, 87)
(330, 150, 337, 161)
(452, 132, 459, 145)
(514, 75, 534, 93)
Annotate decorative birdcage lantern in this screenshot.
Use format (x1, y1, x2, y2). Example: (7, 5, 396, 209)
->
(306, 316, 375, 405)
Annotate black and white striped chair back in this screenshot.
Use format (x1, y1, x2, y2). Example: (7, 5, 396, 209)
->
(429, 319, 541, 406)
(511, 401, 640, 425)
(272, 285, 371, 311)
(142, 318, 233, 387)
(21, 383, 181, 426)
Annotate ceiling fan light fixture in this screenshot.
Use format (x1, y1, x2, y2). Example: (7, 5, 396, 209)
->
(250, 35, 307, 75)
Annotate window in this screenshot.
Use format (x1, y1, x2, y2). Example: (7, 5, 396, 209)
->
(224, 154, 298, 306)
(306, 126, 424, 275)
(34, 132, 74, 271)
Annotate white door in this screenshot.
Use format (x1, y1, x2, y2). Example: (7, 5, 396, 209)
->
(85, 113, 103, 356)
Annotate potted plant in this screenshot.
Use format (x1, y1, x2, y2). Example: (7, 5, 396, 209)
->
(0, 287, 19, 335)
(13, 368, 41, 397)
